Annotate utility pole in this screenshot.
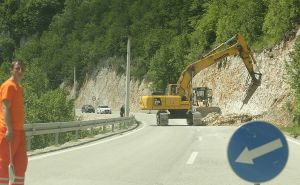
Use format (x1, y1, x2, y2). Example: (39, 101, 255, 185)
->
(73, 66, 76, 117)
(125, 36, 131, 117)
(74, 66, 76, 98)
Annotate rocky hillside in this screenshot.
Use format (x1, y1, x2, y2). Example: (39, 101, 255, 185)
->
(75, 67, 151, 113)
(193, 29, 300, 126)
(75, 29, 300, 126)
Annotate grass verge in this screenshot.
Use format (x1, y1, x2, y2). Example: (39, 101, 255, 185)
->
(281, 125, 300, 138)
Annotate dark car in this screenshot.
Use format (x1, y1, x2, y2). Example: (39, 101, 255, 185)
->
(81, 105, 95, 113)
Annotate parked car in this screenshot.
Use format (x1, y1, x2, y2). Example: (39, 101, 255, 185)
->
(81, 104, 95, 113)
(96, 105, 112, 114)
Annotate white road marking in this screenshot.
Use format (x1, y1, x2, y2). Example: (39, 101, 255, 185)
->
(29, 123, 146, 161)
(287, 137, 300, 146)
(198, 136, 203, 141)
(186, 152, 198, 165)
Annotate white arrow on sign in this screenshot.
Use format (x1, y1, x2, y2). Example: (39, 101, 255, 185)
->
(235, 138, 283, 165)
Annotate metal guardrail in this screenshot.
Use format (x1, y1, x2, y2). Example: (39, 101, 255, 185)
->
(25, 116, 136, 150)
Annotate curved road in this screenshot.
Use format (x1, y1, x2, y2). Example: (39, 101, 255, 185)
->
(26, 113, 300, 185)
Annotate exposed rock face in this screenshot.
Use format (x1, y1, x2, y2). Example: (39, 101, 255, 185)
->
(192, 34, 297, 126)
(76, 29, 299, 126)
(75, 68, 151, 112)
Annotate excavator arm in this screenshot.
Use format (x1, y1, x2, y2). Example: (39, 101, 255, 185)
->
(176, 34, 261, 100)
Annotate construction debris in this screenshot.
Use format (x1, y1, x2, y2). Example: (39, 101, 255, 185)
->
(202, 112, 262, 126)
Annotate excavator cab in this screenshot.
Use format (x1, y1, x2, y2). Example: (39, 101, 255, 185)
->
(192, 87, 212, 107)
(166, 84, 178, 95)
(166, 84, 189, 101)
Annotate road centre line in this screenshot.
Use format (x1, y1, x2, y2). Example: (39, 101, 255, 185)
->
(29, 122, 146, 161)
(186, 152, 198, 165)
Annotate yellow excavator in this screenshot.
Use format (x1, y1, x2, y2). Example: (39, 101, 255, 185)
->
(139, 34, 262, 125)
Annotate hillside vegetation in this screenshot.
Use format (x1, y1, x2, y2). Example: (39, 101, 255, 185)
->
(0, 0, 299, 124)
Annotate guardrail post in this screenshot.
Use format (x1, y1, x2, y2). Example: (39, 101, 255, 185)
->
(125, 120, 129, 129)
(91, 127, 94, 135)
(55, 133, 59, 145)
(26, 136, 32, 151)
(102, 125, 106, 133)
(75, 130, 79, 140)
(112, 124, 114, 132)
(78, 124, 82, 139)
(124, 120, 128, 128)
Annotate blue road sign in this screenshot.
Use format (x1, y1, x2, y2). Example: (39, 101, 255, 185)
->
(227, 121, 288, 183)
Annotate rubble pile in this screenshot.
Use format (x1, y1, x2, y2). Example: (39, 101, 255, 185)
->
(202, 113, 262, 126)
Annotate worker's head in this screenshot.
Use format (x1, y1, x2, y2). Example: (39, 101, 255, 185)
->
(10, 59, 25, 81)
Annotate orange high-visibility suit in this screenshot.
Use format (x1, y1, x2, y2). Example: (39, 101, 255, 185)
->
(0, 80, 27, 185)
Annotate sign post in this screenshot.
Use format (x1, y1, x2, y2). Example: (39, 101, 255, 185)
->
(227, 121, 288, 184)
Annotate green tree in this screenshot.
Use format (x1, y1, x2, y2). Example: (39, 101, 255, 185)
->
(263, 0, 300, 45)
(215, 0, 266, 44)
(148, 34, 190, 91)
(0, 61, 11, 84)
(0, 35, 15, 63)
(20, 0, 65, 35)
(0, 0, 65, 45)
(187, 0, 220, 61)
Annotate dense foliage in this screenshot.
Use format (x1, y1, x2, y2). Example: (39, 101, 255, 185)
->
(0, 0, 299, 123)
(286, 37, 300, 126)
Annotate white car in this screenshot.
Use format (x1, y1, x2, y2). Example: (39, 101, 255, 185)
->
(96, 105, 112, 114)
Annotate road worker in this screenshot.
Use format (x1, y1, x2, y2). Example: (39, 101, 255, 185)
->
(0, 60, 27, 185)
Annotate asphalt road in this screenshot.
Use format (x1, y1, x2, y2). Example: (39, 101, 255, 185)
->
(26, 113, 300, 185)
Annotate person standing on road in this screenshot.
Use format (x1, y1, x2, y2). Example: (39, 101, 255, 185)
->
(120, 105, 125, 117)
(0, 60, 27, 185)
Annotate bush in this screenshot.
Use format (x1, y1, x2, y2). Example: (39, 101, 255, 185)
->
(286, 36, 300, 126)
(26, 89, 74, 123)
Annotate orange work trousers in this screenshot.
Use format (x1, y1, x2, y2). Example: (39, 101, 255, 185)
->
(0, 128, 27, 185)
